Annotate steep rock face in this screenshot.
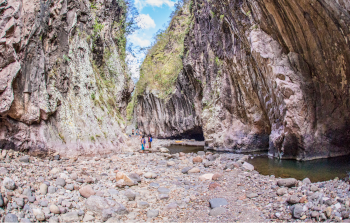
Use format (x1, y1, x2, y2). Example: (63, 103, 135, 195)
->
(0, 0, 133, 156)
(136, 0, 350, 160)
(136, 70, 203, 139)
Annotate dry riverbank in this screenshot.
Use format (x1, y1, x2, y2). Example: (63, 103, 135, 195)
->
(0, 138, 348, 222)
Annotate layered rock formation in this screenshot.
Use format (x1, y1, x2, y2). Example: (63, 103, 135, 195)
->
(134, 0, 350, 160)
(0, 0, 133, 156)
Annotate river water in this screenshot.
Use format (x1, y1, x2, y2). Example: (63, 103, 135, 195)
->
(165, 144, 350, 182)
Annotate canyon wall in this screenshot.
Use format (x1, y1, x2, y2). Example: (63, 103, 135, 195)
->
(135, 0, 350, 160)
(0, 0, 133, 156)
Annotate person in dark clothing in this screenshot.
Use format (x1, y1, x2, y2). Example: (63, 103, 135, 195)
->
(148, 135, 152, 149)
(132, 129, 134, 135)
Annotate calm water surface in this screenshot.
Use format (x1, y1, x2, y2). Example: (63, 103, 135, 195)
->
(166, 145, 204, 154)
(248, 154, 350, 182)
(165, 144, 350, 182)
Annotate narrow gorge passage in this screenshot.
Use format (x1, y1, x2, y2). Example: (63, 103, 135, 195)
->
(1, 0, 350, 222)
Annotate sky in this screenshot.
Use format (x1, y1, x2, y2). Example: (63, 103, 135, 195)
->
(126, 0, 178, 83)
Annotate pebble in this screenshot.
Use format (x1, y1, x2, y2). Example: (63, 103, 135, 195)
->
(0, 141, 348, 223)
(33, 209, 46, 221)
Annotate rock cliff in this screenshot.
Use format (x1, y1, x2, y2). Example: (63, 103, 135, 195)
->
(134, 0, 350, 160)
(0, 0, 133, 156)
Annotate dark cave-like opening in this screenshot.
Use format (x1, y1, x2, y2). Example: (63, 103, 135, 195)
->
(170, 126, 205, 141)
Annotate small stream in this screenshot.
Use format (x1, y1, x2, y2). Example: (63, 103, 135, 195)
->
(165, 144, 350, 182)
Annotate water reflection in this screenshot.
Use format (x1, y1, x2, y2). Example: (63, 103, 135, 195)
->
(249, 154, 350, 182)
(166, 145, 204, 154)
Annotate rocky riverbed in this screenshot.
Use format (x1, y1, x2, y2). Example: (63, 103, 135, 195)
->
(0, 138, 349, 222)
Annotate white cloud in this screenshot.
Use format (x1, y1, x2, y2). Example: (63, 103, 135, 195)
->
(135, 0, 175, 10)
(126, 52, 145, 82)
(129, 33, 151, 48)
(137, 14, 156, 29)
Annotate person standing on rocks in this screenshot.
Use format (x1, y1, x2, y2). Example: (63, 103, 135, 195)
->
(148, 135, 152, 149)
(132, 129, 134, 135)
(141, 135, 146, 153)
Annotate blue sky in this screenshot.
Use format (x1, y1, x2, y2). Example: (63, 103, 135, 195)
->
(127, 0, 178, 82)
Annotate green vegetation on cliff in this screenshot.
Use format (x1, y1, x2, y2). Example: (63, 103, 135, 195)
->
(135, 1, 192, 98)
